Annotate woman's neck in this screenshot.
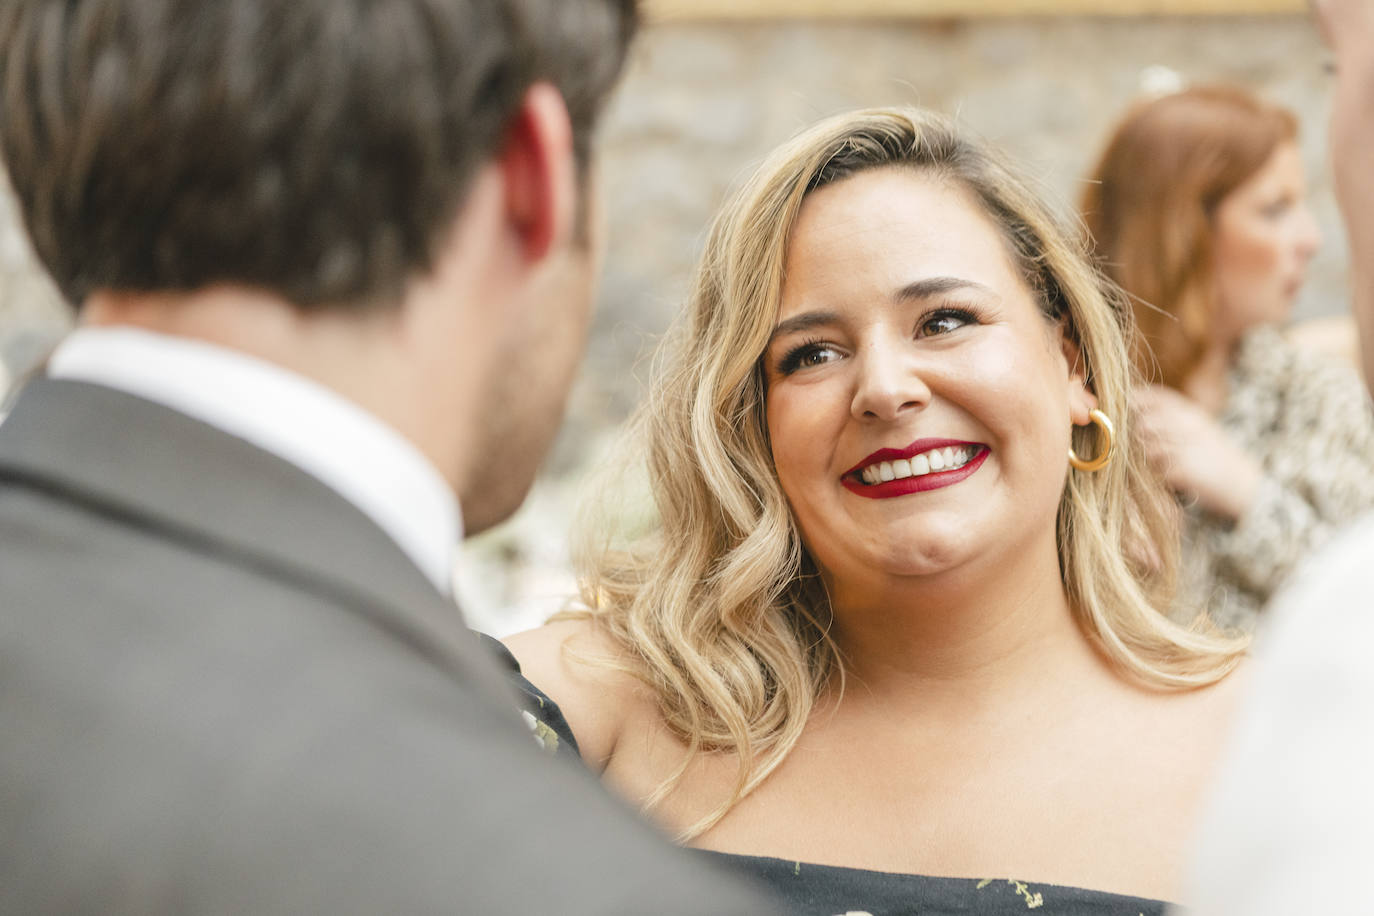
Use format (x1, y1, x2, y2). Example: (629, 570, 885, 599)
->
(1181, 338, 1238, 415)
(820, 538, 1104, 713)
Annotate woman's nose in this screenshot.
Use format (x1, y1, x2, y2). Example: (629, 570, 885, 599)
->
(850, 344, 931, 422)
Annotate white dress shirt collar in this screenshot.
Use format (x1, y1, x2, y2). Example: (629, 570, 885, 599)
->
(47, 326, 462, 595)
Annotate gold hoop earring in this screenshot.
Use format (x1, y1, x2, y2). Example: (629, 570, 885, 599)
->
(1068, 408, 1114, 472)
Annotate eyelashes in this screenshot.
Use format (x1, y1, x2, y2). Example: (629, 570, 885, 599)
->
(771, 304, 986, 377)
(776, 337, 837, 375)
(917, 305, 981, 336)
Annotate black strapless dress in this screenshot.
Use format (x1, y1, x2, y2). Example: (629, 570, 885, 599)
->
(485, 635, 1173, 916)
(695, 850, 1170, 916)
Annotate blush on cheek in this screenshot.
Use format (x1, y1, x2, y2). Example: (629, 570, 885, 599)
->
(1212, 235, 1291, 331)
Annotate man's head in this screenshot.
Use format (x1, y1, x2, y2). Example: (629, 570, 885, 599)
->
(0, 0, 634, 307)
(0, 0, 638, 532)
(1314, 0, 1374, 388)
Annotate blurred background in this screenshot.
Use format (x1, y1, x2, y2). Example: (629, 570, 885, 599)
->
(0, 0, 1331, 633)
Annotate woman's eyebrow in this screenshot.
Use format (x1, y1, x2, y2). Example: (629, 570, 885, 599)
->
(768, 278, 1000, 344)
(768, 310, 840, 344)
(894, 276, 1000, 301)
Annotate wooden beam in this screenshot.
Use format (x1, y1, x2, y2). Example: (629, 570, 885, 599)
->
(644, 0, 1307, 21)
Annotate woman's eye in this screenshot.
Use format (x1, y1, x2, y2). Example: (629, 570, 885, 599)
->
(777, 341, 839, 375)
(918, 309, 974, 337)
(1261, 198, 1293, 219)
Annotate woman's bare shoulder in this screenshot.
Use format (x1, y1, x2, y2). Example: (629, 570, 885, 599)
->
(1125, 654, 1255, 742)
(503, 617, 652, 770)
(1196, 654, 1254, 719)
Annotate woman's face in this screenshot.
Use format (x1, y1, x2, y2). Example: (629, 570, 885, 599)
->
(763, 167, 1095, 592)
(1211, 142, 1321, 339)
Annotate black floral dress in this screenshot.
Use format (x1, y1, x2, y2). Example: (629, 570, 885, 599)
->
(697, 851, 1169, 916)
(479, 633, 583, 763)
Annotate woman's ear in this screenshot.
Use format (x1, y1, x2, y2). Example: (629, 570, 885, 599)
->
(1059, 322, 1099, 425)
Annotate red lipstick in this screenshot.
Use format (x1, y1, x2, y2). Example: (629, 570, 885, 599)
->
(842, 439, 989, 499)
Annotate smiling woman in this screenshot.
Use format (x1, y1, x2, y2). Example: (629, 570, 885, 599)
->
(506, 108, 1249, 913)
(763, 170, 1098, 597)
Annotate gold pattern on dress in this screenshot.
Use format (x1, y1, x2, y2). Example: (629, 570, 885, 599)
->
(1009, 880, 1045, 909)
(975, 879, 1044, 909)
(519, 710, 560, 754)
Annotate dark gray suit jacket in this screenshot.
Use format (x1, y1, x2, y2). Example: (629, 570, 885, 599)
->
(0, 378, 774, 915)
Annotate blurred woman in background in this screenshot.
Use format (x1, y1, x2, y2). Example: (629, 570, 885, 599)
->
(1082, 85, 1374, 631)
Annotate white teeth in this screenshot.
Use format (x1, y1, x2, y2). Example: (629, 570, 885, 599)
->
(858, 445, 978, 485)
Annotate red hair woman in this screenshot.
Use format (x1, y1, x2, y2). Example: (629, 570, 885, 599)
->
(1083, 85, 1374, 630)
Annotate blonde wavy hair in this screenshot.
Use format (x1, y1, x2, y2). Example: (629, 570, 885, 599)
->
(567, 107, 1246, 839)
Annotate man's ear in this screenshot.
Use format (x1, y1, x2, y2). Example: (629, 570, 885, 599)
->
(1059, 321, 1100, 424)
(498, 82, 577, 263)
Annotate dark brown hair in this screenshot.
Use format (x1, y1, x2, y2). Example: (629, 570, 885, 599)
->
(0, 0, 637, 309)
(1081, 86, 1297, 388)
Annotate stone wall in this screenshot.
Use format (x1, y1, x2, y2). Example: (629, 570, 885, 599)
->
(0, 14, 1336, 633)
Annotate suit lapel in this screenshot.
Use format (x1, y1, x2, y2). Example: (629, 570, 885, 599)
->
(0, 378, 522, 715)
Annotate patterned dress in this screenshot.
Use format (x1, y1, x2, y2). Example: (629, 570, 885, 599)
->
(1175, 325, 1374, 631)
(698, 852, 1168, 916)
